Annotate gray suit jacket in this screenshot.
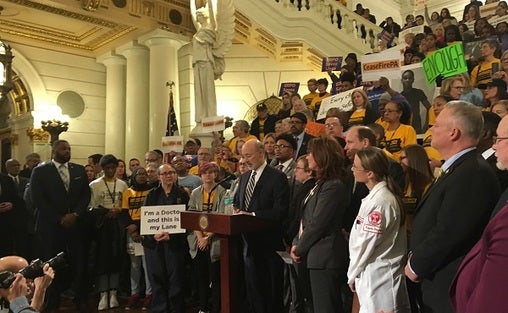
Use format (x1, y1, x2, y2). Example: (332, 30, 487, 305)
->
(270, 158, 297, 181)
(293, 178, 349, 269)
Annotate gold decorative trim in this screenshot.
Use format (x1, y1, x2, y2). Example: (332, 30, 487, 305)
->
(0, 24, 137, 51)
(5, 0, 117, 27)
(198, 214, 208, 231)
(26, 128, 49, 143)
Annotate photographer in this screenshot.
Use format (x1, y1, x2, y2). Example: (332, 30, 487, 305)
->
(0, 273, 37, 313)
(0, 257, 54, 313)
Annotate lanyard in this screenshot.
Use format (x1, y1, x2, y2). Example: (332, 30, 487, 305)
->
(103, 178, 117, 205)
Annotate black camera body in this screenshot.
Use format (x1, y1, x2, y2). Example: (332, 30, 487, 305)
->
(0, 252, 65, 289)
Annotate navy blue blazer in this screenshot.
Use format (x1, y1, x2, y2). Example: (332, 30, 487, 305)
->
(234, 165, 289, 251)
(30, 161, 91, 229)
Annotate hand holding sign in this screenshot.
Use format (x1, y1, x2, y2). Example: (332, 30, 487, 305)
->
(422, 43, 468, 84)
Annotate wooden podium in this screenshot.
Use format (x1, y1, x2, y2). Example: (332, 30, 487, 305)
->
(181, 211, 275, 313)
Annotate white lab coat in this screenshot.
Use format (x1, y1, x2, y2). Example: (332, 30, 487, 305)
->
(347, 181, 410, 313)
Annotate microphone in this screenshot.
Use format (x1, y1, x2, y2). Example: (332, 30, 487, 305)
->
(206, 172, 239, 212)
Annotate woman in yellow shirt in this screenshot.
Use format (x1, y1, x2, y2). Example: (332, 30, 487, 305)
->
(121, 167, 154, 310)
(379, 101, 417, 161)
(348, 89, 378, 127)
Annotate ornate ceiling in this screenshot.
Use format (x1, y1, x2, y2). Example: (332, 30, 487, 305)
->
(0, 0, 323, 69)
(0, 0, 195, 57)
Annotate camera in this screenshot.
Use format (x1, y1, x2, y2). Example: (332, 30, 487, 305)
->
(0, 252, 65, 289)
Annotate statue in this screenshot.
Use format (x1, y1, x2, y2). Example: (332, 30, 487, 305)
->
(191, 0, 235, 123)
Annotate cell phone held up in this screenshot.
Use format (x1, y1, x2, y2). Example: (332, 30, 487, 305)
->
(492, 62, 500, 74)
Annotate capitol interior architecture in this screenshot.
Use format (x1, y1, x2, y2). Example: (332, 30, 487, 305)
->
(0, 0, 465, 167)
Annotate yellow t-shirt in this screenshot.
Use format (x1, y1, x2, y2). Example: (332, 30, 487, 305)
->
(470, 58, 501, 87)
(309, 92, 331, 112)
(228, 134, 257, 157)
(121, 188, 150, 221)
(381, 124, 417, 161)
(201, 189, 216, 236)
(349, 109, 367, 126)
(428, 108, 436, 127)
(189, 165, 199, 175)
(302, 92, 318, 108)
(258, 119, 266, 141)
(375, 118, 389, 129)
(422, 128, 442, 162)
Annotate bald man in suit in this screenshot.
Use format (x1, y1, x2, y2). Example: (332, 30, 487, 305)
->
(234, 139, 289, 313)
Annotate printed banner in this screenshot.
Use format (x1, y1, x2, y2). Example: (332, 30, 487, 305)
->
(202, 115, 225, 133)
(422, 42, 467, 84)
(316, 86, 362, 120)
(321, 57, 343, 72)
(361, 47, 402, 81)
(278, 82, 300, 96)
(140, 205, 186, 235)
(161, 136, 183, 154)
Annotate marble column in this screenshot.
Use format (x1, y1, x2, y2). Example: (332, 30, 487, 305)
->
(139, 30, 185, 150)
(97, 53, 126, 158)
(117, 42, 150, 161)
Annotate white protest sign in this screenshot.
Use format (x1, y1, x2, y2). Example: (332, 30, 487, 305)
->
(161, 136, 183, 154)
(361, 47, 402, 81)
(202, 115, 225, 133)
(316, 86, 362, 120)
(140, 205, 186, 235)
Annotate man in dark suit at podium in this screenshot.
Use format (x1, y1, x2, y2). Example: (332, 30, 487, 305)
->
(30, 140, 91, 313)
(234, 139, 290, 313)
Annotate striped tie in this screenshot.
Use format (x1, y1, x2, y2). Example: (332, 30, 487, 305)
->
(244, 171, 257, 210)
(59, 164, 69, 191)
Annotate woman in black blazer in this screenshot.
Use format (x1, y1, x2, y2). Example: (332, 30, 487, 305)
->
(290, 136, 349, 313)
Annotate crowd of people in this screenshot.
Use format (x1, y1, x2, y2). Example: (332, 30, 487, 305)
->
(1, 1, 508, 313)
(1, 96, 507, 313)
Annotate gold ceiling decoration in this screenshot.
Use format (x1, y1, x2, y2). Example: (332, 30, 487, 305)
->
(0, 0, 195, 57)
(244, 95, 282, 121)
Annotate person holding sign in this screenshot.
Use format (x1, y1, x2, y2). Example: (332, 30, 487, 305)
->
(187, 162, 225, 313)
(309, 78, 331, 117)
(143, 164, 190, 313)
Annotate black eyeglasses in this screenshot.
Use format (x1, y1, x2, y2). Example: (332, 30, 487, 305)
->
(274, 144, 292, 149)
(494, 136, 508, 144)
